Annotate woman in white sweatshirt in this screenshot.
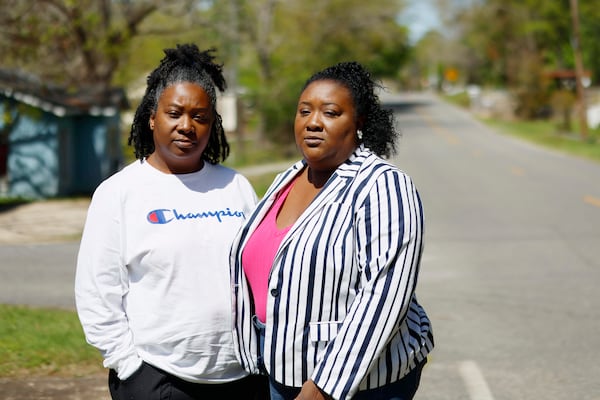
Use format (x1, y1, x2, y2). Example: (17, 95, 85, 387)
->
(75, 44, 266, 400)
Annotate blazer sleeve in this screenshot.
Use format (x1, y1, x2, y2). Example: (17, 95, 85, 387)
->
(311, 169, 424, 399)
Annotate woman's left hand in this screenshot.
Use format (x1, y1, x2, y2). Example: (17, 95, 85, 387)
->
(295, 380, 332, 400)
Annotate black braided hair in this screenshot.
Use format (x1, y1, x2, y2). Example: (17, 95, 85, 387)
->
(128, 44, 230, 164)
(301, 61, 398, 158)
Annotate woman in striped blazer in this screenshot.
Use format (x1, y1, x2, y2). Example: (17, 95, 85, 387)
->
(230, 62, 434, 400)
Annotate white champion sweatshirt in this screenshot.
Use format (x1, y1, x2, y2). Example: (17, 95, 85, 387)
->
(75, 160, 257, 383)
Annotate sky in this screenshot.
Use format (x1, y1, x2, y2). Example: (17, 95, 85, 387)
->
(398, 0, 443, 43)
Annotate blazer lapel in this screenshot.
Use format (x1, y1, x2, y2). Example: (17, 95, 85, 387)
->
(279, 146, 366, 248)
(238, 160, 304, 249)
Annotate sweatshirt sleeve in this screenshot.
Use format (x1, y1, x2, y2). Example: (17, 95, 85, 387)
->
(74, 180, 142, 379)
(311, 170, 424, 399)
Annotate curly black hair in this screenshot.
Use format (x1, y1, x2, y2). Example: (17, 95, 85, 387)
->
(301, 61, 398, 158)
(128, 44, 230, 164)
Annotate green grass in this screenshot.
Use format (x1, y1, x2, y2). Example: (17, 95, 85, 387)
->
(223, 140, 296, 169)
(0, 197, 31, 210)
(443, 91, 600, 164)
(482, 118, 600, 163)
(0, 305, 103, 377)
(246, 172, 277, 198)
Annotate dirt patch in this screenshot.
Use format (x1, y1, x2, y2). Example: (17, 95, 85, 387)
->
(0, 373, 109, 400)
(0, 198, 89, 245)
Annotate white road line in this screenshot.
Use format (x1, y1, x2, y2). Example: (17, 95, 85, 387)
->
(458, 360, 495, 400)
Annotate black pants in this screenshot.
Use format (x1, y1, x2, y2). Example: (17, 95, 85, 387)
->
(109, 362, 269, 400)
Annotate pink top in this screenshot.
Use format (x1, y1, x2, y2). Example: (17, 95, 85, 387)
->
(242, 182, 294, 323)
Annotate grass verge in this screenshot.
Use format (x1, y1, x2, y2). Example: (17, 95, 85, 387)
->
(0, 304, 103, 378)
(444, 91, 600, 164)
(482, 118, 600, 164)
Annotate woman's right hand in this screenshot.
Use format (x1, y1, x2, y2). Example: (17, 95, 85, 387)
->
(295, 380, 332, 400)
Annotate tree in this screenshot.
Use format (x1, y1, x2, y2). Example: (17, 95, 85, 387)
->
(169, 0, 411, 149)
(1, 0, 412, 153)
(0, 0, 200, 90)
(442, 1, 580, 118)
(432, 0, 600, 137)
(235, 0, 411, 147)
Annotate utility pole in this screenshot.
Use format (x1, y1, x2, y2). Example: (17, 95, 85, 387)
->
(570, 0, 588, 140)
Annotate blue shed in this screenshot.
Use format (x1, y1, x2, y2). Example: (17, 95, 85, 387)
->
(0, 69, 128, 199)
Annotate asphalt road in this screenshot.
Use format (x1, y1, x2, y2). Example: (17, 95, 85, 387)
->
(385, 93, 600, 400)
(1, 92, 599, 399)
(0, 242, 80, 309)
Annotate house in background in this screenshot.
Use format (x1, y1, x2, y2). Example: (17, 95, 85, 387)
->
(0, 68, 128, 199)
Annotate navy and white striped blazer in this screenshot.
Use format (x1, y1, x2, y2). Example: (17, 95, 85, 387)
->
(230, 146, 434, 399)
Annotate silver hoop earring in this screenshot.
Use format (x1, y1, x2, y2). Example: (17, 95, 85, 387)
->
(357, 129, 363, 140)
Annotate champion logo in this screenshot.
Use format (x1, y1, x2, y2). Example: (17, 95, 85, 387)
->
(147, 209, 173, 224)
(146, 208, 245, 224)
